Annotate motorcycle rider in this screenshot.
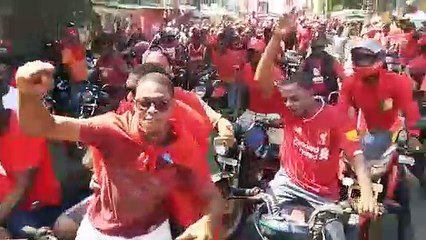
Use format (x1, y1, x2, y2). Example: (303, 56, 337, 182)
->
(339, 39, 421, 240)
(241, 16, 377, 240)
(301, 35, 345, 100)
(237, 37, 284, 146)
(16, 61, 224, 240)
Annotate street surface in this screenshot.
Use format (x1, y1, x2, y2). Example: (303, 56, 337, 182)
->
(407, 176, 426, 240)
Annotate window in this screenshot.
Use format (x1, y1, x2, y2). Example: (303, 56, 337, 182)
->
(119, 0, 140, 4)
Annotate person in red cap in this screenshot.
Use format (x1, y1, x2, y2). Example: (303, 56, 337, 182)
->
(339, 39, 421, 239)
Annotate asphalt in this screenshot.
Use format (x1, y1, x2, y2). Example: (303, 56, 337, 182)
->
(407, 176, 426, 240)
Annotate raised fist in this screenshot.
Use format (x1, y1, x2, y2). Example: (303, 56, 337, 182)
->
(15, 60, 55, 96)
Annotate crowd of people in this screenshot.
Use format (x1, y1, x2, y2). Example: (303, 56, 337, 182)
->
(0, 2, 426, 240)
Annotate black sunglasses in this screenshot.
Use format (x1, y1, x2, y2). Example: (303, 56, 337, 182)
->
(133, 98, 171, 112)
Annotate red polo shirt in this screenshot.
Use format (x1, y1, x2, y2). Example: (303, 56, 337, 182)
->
(0, 111, 61, 210)
(211, 49, 245, 82)
(338, 69, 420, 135)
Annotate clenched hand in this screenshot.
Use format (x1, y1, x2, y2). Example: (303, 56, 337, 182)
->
(15, 60, 55, 96)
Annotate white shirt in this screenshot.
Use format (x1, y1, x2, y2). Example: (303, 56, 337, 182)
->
(2, 86, 18, 110)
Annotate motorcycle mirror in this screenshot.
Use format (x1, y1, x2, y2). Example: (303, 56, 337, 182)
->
(396, 129, 409, 144)
(212, 80, 221, 87)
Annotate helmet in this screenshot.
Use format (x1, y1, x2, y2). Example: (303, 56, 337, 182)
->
(351, 39, 385, 78)
(351, 39, 385, 56)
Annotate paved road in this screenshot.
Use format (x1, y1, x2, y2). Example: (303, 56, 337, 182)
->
(408, 176, 426, 240)
(376, 174, 426, 240)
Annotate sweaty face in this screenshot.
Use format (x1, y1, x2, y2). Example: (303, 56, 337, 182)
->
(278, 83, 311, 117)
(134, 80, 173, 135)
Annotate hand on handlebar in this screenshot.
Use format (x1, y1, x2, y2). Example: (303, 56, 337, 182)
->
(356, 192, 381, 218)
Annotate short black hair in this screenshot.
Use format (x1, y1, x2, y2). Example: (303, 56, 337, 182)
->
(127, 63, 174, 96)
(281, 71, 314, 90)
(138, 72, 174, 97)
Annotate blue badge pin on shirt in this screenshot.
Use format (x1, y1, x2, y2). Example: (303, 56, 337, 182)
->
(162, 153, 174, 165)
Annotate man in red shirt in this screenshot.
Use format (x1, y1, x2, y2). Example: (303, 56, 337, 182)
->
(16, 61, 223, 240)
(241, 17, 377, 240)
(339, 39, 420, 240)
(237, 37, 285, 145)
(407, 35, 426, 88)
(0, 77, 62, 238)
(399, 22, 420, 66)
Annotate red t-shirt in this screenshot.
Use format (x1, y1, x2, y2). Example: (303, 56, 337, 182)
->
(211, 49, 245, 82)
(408, 55, 426, 84)
(0, 111, 61, 209)
(280, 105, 361, 199)
(80, 111, 212, 237)
(399, 32, 419, 65)
(339, 69, 420, 135)
(96, 53, 129, 87)
(242, 63, 285, 113)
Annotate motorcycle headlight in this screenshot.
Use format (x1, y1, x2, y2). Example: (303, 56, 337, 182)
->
(194, 86, 207, 98)
(81, 91, 94, 102)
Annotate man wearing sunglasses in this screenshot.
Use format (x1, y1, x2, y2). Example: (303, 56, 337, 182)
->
(338, 39, 421, 240)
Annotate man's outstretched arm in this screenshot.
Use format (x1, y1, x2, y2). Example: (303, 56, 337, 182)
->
(17, 61, 84, 142)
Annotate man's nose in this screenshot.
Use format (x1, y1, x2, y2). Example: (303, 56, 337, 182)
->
(285, 99, 292, 108)
(146, 103, 158, 114)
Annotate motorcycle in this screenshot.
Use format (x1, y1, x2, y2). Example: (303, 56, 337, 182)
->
(76, 80, 110, 149)
(283, 50, 303, 78)
(340, 128, 420, 240)
(78, 81, 110, 119)
(232, 128, 418, 240)
(194, 65, 229, 111)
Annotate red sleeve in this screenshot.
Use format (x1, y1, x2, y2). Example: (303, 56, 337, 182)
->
(394, 75, 421, 136)
(8, 112, 45, 171)
(337, 77, 354, 114)
(79, 113, 124, 149)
